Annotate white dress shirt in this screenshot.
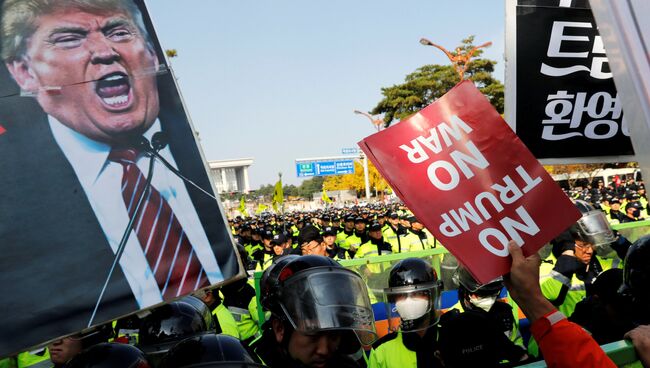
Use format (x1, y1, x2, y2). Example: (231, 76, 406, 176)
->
(49, 116, 223, 308)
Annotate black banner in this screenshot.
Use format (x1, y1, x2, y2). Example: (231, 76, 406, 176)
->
(513, 2, 634, 159)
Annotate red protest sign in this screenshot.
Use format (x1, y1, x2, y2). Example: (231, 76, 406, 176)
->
(359, 81, 581, 283)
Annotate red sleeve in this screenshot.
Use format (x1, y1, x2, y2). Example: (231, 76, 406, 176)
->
(530, 310, 616, 368)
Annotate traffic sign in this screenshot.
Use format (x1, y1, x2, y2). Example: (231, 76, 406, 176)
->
(296, 159, 355, 177)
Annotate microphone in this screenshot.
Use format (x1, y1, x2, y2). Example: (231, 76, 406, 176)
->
(151, 132, 168, 152)
(145, 132, 218, 202)
(89, 132, 219, 326)
(89, 136, 160, 327)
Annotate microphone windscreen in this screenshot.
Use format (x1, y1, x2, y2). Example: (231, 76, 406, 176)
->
(152, 132, 169, 152)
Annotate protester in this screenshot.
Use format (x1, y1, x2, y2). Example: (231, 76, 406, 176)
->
(505, 241, 616, 368)
(624, 326, 650, 367)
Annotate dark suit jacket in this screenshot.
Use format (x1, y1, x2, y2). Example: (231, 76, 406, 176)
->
(0, 76, 239, 357)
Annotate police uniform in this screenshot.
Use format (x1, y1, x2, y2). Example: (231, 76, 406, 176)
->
(382, 224, 406, 253)
(221, 278, 261, 345)
(368, 329, 440, 368)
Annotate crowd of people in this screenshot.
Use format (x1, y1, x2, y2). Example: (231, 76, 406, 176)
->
(3, 183, 650, 367)
(565, 177, 648, 224)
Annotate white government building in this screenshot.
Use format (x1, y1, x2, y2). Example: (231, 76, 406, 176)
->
(208, 158, 254, 194)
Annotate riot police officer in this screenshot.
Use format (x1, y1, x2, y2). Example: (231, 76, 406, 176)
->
(66, 343, 150, 368)
(160, 333, 265, 368)
(251, 256, 376, 368)
(138, 296, 216, 367)
(369, 258, 442, 368)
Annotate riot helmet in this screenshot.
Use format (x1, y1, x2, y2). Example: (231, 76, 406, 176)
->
(66, 343, 150, 368)
(453, 266, 503, 312)
(274, 255, 377, 346)
(138, 296, 216, 366)
(259, 255, 300, 313)
(160, 333, 265, 368)
(620, 235, 650, 309)
(384, 258, 442, 332)
(569, 200, 615, 247)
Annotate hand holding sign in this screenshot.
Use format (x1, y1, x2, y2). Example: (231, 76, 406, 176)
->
(359, 81, 580, 283)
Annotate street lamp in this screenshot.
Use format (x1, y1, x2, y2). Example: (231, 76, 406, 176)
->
(353, 110, 382, 201)
(419, 37, 492, 81)
(353, 109, 384, 132)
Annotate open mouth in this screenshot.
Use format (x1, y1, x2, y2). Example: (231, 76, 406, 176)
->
(95, 72, 132, 108)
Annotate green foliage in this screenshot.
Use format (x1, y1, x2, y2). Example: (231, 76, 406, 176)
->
(255, 176, 325, 199)
(371, 36, 504, 127)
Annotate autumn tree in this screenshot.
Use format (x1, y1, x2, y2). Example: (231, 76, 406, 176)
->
(371, 36, 504, 127)
(544, 164, 607, 188)
(323, 160, 390, 197)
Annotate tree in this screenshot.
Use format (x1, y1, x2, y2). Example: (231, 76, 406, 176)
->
(324, 160, 389, 196)
(254, 176, 326, 200)
(545, 164, 607, 188)
(371, 36, 504, 127)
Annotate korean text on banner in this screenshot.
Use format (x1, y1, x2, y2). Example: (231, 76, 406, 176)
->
(359, 81, 581, 283)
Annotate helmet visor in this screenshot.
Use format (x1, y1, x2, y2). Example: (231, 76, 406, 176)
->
(577, 211, 615, 246)
(280, 268, 377, 345)
(383, 281, 441, 332)
(453, 269, 503, 295)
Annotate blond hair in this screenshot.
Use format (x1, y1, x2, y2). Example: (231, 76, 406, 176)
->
(1, 0, 151, 61)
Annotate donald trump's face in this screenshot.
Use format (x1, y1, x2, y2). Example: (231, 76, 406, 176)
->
(6, 6, 160, 143)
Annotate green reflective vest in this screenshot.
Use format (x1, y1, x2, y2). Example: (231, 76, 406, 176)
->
(382, 226, 404, 253)
(226, 297, 260, 342)
(254, 253, 274, 272)
(336, 230, 351, 249)
(17, 349, 50, 368)
(342, 233, 364, 253)
(213, 303, 240, 339)
(368, 331, 418, 368)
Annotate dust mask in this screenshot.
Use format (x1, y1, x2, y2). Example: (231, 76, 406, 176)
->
(395, 296, 429, 320)
(469, 295, 497, 312)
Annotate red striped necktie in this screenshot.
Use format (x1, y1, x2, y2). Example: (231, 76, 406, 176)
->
(108, 147, 209, 300)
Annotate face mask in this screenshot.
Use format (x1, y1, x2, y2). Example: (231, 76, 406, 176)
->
(469, 295, 497, 312)
(633, 209, 641, 218)
(395, 296, 429, 320)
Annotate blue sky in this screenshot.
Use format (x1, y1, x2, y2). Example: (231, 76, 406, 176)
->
(147, 0, 505, 187)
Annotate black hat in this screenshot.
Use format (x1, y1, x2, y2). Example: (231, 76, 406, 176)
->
(271, 233, 287, 245)
(406, 215, 419, 223)
(322, 226, 337, 237)
(354, 217, 366, 224)
(388, 212, 399, 219)
(345, 215, 355, 222)
(261, 230, 274, 240)
(626, 202, 643, 211)
(611, 198, 622, 205)
(297, 225, 322, 245)
(368, 222, 382, 231)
